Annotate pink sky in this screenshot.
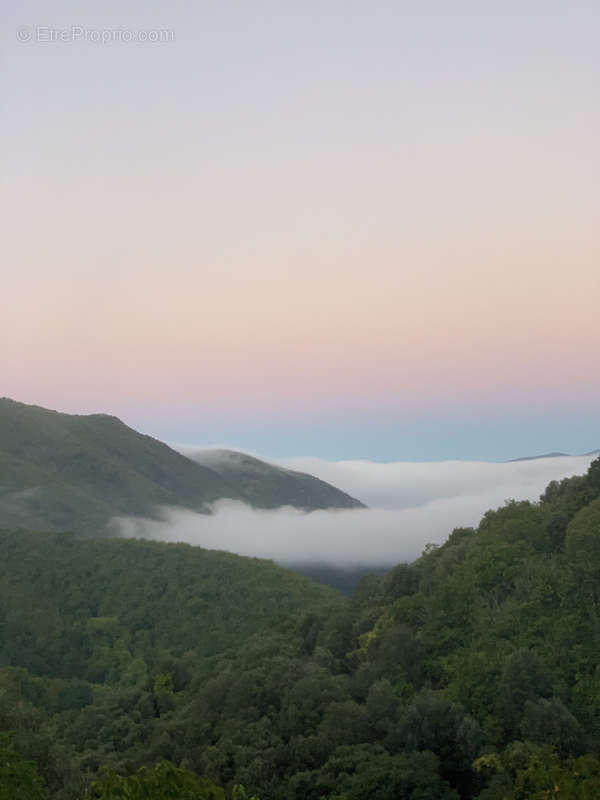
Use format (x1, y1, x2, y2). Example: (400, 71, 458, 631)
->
(3, 2, 599, 457)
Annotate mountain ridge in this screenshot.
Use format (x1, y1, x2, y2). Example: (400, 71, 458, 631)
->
(508, 449, 599, 462)
(183, 447, 365, 510)
(0, 398, 363, 534)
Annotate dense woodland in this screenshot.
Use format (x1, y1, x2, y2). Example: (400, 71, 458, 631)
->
(1, 457, 600, 799)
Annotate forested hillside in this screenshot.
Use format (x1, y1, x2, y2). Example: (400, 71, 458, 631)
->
(1, 457, 600, 799)
(0, 399, 362, 534)
(185, 449, 364, 510)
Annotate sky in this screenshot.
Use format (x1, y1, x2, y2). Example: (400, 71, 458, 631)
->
(3, 1, 599, 460)
(116, 453, 597, 566)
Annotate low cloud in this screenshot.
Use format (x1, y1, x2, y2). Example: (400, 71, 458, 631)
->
(114, 454, 596, 568)
(276, 454, 596, 510)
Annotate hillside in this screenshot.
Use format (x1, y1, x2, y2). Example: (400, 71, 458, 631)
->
(0, 530, 344, 676)
(2, 456, 600, 799)
(0, 398, 363, 534)
(185, 448, 364, 510)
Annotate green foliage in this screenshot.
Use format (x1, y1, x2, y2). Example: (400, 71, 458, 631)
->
(294, 744, 459, 799)
(0, 732, 48, 800)
(231, 785, 261, 800)
(84, 761, 225, 799)
(565, 498, 600, 603)
(476, 745, 600, 800)
(1, 456, 600, 800)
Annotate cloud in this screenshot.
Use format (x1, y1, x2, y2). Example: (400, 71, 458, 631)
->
(113, 453, 596, 568)
(275, 454, 596, 510)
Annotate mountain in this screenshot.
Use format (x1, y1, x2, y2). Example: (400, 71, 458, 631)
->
(184, 448, 365, 510)
(0, 398, 363, 534)
(508, 449, 600, 462)
(508, 451, 570, 461)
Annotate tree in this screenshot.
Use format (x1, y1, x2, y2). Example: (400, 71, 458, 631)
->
(565, 498, 600, 604)
(0, 733, 48, 800)
(477, 745, 600, 800)
(83, 760, 225, 799)
(497, 649, 553, 738)
(520, 698, 583, 757)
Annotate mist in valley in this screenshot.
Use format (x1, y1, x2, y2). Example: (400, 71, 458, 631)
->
(115, 453, 595, 569)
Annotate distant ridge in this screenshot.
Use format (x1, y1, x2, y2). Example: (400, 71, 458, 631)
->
(508, 451, 569, 462)
(508, 449, 599, 462)
(0, 398, 364, 534)
(182, 448, 365, 510)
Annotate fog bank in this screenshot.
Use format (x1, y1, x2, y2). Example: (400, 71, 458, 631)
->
(114, 454, 595, 568)
(276, 454, 595, 510)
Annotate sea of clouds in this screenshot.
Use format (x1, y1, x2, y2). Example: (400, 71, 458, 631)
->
(113, 452, 596, 569)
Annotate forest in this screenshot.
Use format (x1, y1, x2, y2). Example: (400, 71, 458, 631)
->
(1, 457, 600, 799)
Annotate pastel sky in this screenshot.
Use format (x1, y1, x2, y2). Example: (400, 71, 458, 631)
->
(3, 1, 599, 460)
